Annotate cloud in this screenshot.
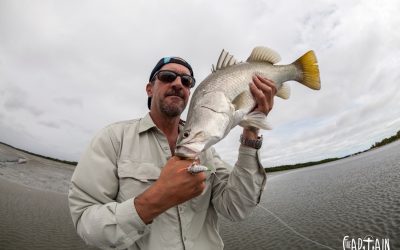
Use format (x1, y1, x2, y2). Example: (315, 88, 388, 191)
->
(0, 0, 399, 165)
(38, 120, 60, 129)
(53, 97, 83, 107)
(1, 85, 44, 116)
(4, 98, 43, 116)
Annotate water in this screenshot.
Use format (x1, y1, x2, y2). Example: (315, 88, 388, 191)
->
(0, 179, 96, 250)
(1, 142, 399, 249)
(220, 141, 400, 249)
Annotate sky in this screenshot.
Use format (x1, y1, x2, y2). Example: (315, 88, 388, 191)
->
(0, 0, 399, 167)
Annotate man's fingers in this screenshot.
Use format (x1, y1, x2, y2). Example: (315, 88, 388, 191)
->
(254, 75, 277, 97)
(249, 82, 266, 102)
(249, 75, 276, 114)
(256, 74, 275, 87)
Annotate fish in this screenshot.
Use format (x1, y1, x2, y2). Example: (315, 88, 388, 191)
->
(175, 46, 320, 159)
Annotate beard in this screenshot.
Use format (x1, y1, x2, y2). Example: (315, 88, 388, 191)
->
(159, 89, 187, 117)
(160, 99, 184, 117)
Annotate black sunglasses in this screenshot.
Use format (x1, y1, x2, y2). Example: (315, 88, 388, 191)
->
(153, 70, 196, 88)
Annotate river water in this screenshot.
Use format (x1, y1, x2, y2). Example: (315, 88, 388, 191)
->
(220, 141, 400, 249)
(1, 142, 399, 249)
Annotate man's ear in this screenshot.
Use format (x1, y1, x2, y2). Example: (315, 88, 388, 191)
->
(146, 82, 153, 97)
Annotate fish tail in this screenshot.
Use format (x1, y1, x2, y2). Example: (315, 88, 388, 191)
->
(293, 50, 321, 90)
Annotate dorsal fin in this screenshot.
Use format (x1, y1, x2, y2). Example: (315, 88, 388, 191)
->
(246, 46, 281, 64)
(213, 49, 239, 72)
(222, 54, 233, 68)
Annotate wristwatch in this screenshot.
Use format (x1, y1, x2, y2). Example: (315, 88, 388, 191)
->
(240, 134, 263, 149)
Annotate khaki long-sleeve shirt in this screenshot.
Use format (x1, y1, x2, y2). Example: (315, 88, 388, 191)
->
(68, 113, 267, 250)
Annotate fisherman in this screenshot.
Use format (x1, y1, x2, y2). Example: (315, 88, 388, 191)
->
(68, 56, 276, 250)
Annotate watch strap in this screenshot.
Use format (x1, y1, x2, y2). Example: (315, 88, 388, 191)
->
(240, 134, 263, 149)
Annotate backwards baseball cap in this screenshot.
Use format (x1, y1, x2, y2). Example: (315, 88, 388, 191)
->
(147, 56, 194, 109)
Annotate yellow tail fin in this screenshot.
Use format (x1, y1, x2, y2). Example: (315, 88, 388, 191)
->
(294, 50, 321, 90)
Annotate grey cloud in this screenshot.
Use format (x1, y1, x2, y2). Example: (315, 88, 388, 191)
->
(4, 98, 43, 116)
(1, 0, 399, 165)
(2, 85, 44, 116)
(53, 97, 83, 107)
(300, 4, 339, 50)
(61, 119, 93, 134)
(38, 120, 60, 129)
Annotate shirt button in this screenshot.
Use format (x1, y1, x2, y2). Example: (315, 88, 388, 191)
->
(138, 230, 144, 235)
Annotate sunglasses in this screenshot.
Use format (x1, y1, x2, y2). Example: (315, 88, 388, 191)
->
(153, 70, 196, 88)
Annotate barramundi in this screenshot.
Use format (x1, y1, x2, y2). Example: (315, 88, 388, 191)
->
(175, 46, 320, 159)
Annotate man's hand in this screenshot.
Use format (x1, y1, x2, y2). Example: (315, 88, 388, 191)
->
(244, 75, 277, 139)
(134, 156, 206, 224)
(250, 75, 277, 115)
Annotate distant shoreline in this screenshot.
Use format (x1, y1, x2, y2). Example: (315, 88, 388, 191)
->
(1, 129, 399, 172)
(0, 141, 78, 166)
(265, 129, 400, 172)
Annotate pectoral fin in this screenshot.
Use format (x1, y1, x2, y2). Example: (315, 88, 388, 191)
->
(276, 82, 291, 99)
(239, 111, 272, 130)
(232, 91, 250, 110)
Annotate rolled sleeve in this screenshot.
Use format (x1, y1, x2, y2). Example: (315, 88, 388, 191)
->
(116, 198, 150, 237)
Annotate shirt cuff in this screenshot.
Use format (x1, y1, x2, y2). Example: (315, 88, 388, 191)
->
(237, 144, 263, 168)
(236, 144, 266, 184)
(115, 197, 150, 237)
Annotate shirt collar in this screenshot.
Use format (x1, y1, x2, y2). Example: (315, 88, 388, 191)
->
(138, 112, 186, 134)
(138, 113, 157, 133)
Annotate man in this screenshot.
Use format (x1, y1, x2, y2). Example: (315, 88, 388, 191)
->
(68, 56, 276, 250)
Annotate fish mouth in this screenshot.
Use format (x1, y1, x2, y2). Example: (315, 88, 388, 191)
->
(175, 145, 199, 159)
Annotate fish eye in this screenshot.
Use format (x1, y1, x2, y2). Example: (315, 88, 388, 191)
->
(183, 131, 190, 138)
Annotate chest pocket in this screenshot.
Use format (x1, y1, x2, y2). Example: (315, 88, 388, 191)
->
(117, 159, 161, 202)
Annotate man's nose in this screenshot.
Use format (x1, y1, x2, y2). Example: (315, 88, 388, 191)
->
(170, 76, 184, 89)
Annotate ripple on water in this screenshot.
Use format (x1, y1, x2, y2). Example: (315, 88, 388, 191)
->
(221, 142, 400, 249)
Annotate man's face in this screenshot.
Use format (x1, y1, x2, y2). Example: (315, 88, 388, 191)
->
(147, 63, 191, 117)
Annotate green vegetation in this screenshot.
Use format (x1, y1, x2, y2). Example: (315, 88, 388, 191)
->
(0, 142, 78, 166)
(265, 129, 400, 173)
(265, 157, 344, 173)
(370, 130, 400, 149)
(1, 129, 399, 170)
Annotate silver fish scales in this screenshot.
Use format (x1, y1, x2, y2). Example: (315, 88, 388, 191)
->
(175, 46, 321, 159)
